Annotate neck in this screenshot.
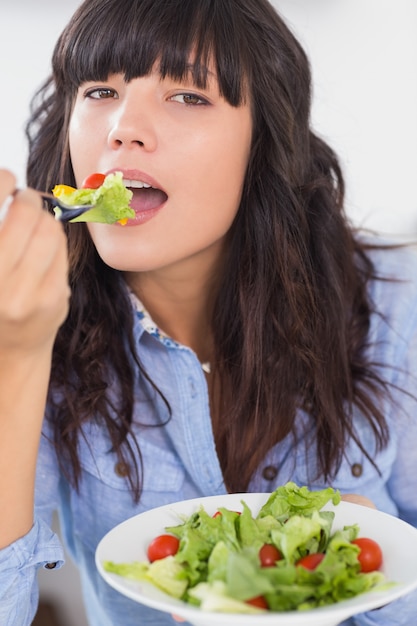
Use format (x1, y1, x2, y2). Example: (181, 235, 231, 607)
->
(124, 267, 216, 365)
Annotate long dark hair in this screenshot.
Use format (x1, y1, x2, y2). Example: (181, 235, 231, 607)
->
(26, 0, 390, 499)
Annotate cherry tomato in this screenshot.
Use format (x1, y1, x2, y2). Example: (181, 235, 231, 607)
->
(81, 172, 106, 189)
(146, 534, 180, 563)
(246, 595, 268, 609)
(296, 553, 325, 570)
(259, 543, 282, 567)
(351, 537, 383, 572)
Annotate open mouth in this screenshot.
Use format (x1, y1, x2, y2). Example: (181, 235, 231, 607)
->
(125, 179, 168, 213)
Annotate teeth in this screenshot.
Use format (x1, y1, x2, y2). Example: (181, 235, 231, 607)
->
(124, 179, 152, 189)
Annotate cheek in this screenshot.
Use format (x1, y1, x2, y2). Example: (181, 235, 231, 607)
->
(68, 123, 85, 182)
(192, 132, 251, 216)
(68, 112, 101, 184)
(210, 113, 252, 196)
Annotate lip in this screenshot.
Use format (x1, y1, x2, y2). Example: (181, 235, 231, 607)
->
(105, 168, 166, 193)
(105, 168, 168, 227)
(117, 206, 164, 227)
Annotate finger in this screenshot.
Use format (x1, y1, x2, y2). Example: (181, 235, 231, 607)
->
(0, 169, 17, 222)
(0, 169, 16, 204)
(0, 188, 46, 276)
(17, 206, 66, 283)
(1, 211, 69, 321)
(0, 232, 70, 353)
(341, 494, 377, 509)
(0, 187, 69, 331)
(33, 222, 71, 323)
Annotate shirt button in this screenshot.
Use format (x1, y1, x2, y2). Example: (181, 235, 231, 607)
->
(44, 562, 58, 570)
(262, 465, 278, 481)
(188, 378, 197, 397)
(114, 461, 130, 477)
(351, 463, 363, 477)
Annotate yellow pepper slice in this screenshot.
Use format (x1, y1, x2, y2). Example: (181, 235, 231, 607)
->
(52, 184, 77, 197)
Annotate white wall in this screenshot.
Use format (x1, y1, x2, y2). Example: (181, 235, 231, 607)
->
(276, 0, 417, 237)
(0, 2, 415, 625)
(0, 1, 80, 184)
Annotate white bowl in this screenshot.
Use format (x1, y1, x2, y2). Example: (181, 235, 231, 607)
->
(96, 493, 417, 626)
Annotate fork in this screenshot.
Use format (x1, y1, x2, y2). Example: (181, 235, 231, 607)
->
(40, 192, 95, 222)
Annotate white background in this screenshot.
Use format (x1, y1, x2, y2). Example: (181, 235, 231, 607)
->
(0, 1, 416, 625)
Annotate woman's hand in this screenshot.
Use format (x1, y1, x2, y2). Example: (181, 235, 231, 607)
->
(341, 493, 377, 509)
(0, 169, 70, 355)
(0, 169, 70, 548)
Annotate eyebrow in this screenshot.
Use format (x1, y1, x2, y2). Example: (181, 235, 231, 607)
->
(174, 63, 217, 90)
(184, 63, 216, 77)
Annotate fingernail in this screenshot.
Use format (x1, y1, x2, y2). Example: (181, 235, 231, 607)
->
(0, 194, 13, 223)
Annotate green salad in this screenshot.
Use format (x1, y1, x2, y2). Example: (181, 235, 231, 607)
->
(52, 171, 134, 224)
(103, 483, 390, 614)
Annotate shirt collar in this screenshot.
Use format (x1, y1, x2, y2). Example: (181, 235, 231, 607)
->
(128, 289, 184, 350)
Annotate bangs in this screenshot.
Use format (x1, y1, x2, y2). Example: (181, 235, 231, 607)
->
(53, 0, 249, 105)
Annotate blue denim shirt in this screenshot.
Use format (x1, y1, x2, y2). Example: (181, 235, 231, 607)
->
(1, 245, 417, 625)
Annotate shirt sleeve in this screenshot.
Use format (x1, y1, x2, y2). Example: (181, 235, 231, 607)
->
(368, 245, 417, 527)
(385, 281, 417, 526)
(0, 518, 64, 626)
(348, 247, 417, 624)
(350, 589, 417, 625)
(0, 415, 64, 625)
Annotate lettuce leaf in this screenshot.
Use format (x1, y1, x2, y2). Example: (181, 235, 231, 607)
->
(188, 581, 265, 613)
(257, 481, 341, 522)
(103, 556, 188, 599)
(52, 171, 134, 224)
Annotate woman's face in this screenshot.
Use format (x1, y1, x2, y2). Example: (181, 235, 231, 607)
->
(69, 66, 252, 277)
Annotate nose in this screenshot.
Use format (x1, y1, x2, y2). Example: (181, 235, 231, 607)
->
(107, 98, 157, 152)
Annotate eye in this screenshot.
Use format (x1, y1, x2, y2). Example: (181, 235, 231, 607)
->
(169, 92, 209, 106)
(84, 87, 119, 100)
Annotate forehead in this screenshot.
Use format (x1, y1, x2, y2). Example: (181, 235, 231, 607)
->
(55, 0, 248, 106)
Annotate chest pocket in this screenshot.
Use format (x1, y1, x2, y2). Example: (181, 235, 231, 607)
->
(68, 423, 185, 553)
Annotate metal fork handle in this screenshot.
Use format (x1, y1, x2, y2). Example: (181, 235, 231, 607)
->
(12, 188, 94, 222)
(40, 192, 94, 222)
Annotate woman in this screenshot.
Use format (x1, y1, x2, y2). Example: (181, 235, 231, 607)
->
(1, 0, 416, 624)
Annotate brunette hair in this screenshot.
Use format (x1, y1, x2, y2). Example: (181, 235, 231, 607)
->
(27, 0, 390, 498)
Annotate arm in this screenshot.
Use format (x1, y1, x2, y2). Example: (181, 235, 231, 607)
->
(350, 251, 417, 625)
(0, 169, 70, 548)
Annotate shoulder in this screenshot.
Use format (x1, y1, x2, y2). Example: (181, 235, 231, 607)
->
(359, 237, 417, 365)
(365, 238, 417, 281)
(362, 239, 417, 316)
